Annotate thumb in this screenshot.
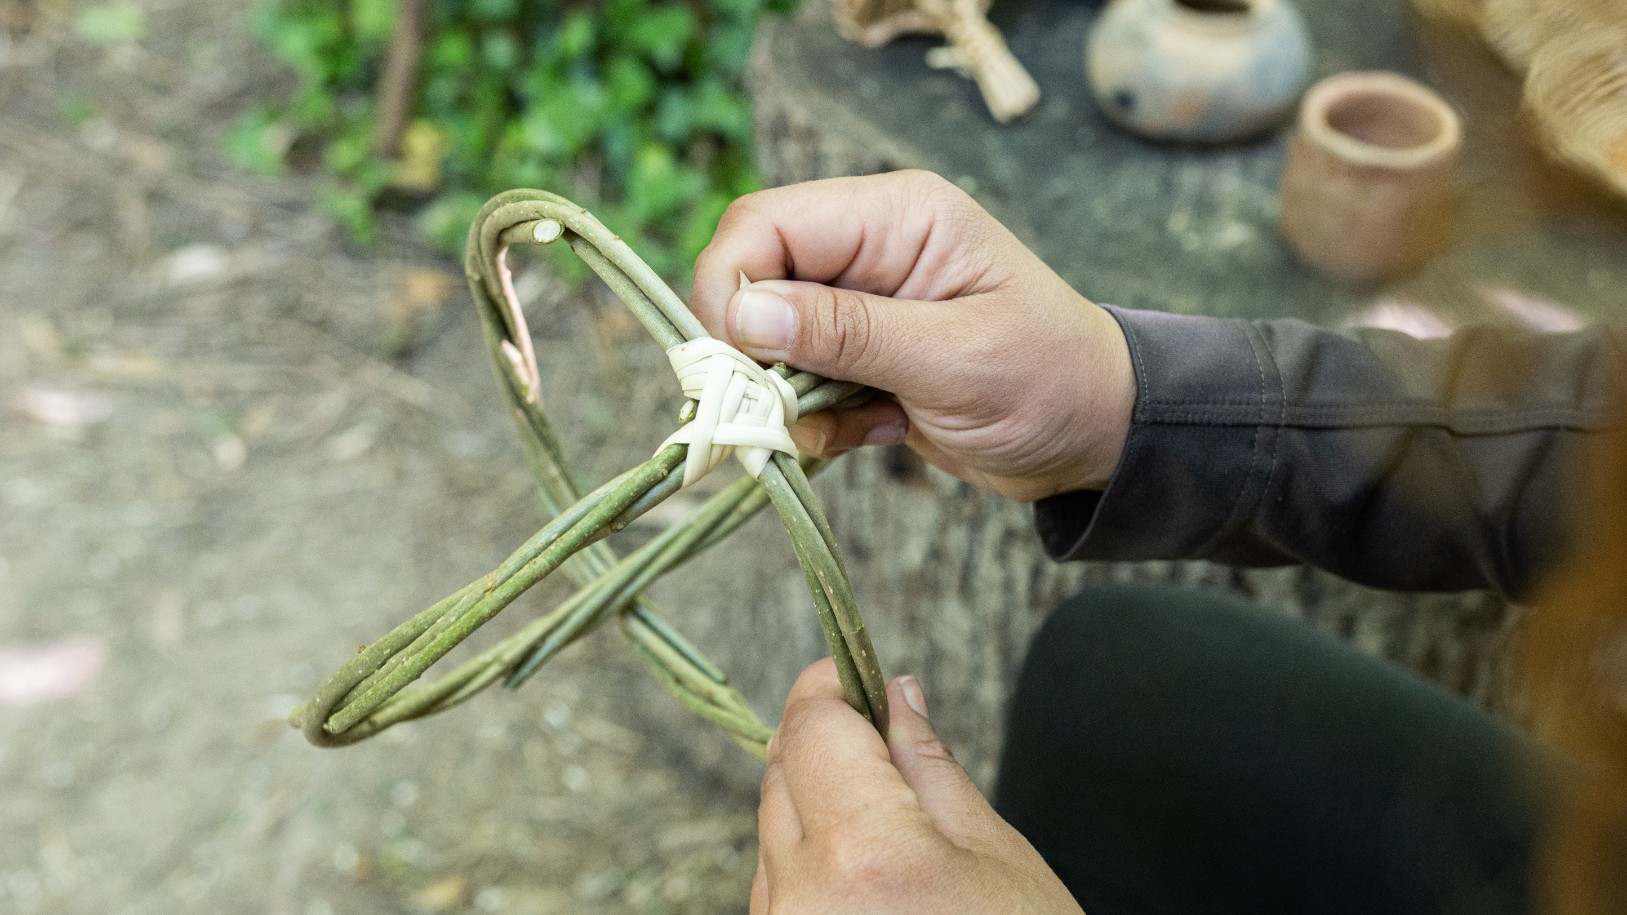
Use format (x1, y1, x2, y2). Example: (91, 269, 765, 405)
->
(726, 279, 936, 394)
(885, 676, 1005, 846)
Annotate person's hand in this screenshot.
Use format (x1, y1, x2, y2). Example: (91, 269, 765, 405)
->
(692, 170, 1134, 501)
(751, 659, 1082, 913)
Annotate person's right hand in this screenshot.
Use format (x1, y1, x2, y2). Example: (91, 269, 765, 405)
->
(691, 170, 1135, 502)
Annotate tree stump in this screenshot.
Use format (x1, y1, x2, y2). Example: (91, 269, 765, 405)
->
(602, 0, 1627, 791)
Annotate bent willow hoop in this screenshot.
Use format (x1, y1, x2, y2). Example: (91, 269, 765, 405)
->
(289, 190, 889, 758)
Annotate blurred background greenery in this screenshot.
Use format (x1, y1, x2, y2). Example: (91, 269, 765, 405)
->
(2, 1, 804, 909)
(229, 0, 798, 279)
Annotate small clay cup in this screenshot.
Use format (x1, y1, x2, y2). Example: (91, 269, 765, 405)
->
(1279, 72, 1463, 281)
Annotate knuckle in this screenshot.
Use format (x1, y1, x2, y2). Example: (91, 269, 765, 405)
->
(926, 185, 991, 248)
(895, 172, 1001, 287)
(773, 694, 824, 751)
(714, 194, 776, 244)
(814, 827, 898, 888)
(895, 168, 952, 195)
(938, 200, 992, 254)
(902, 169, 967, 214)
(699, 193, 771, 271)
(759, 758, 785, 794)
(720, 191, 767, 226)
(693, 243, 717, 277)
(907, 731, 962, 770)
(816, 287, 877, 373)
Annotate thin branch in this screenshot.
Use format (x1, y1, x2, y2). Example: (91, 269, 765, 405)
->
(371, 0, 428, 160)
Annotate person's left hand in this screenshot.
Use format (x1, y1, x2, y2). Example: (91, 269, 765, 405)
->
(752, 659, 1083, 914)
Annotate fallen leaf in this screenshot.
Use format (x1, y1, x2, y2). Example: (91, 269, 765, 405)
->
(0, 638, 109, 706)
(9, 385, 114, 430)
(410, 875, 467, 912)
(161, 244, 229, 286)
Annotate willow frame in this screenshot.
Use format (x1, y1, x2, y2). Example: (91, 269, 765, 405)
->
(289, 189, 889, 759)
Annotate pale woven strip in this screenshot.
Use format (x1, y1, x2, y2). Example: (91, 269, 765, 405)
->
(660, 338, 800, 487)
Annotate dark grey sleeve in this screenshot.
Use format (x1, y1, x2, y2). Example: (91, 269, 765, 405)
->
(1034, 306, 1626, 600)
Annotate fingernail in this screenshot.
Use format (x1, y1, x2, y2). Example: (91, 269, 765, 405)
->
(899, 675, 928, 719)
(734, 288, 795, 360)
(862, 419, 907, 447)
(791, 424, 829, 455)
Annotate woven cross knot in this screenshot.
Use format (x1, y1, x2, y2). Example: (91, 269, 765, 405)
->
(661, 338, 800, 487)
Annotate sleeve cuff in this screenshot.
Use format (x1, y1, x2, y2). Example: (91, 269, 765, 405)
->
(1035, 306, 1283, 563)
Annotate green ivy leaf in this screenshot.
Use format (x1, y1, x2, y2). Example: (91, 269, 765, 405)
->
(241, 0, 802, 276)
(318, 183, 379, 243)
(621, 5, 695, 71)
(225, 110, 290, 176)
(267, 10, 341, 75)
(353, 0, 396, 44)
(55, 93, 97, 128)
(417, 191, 489, 250)
(691, 77, 752, 142)
(604, 0, 645, 35)
(626, 144, 705, 223)
(679, 190, 735, 260)
(605, 57, 656, 112)
(326, 129, 372, 174)
(653, 88, 693, 144)
(428, 31, 474, 69)
(521, 82, 605, 159)
(556, 11, 596, 58)
(598, 115, 639, 179)
(709, 0, 759, 17)
(704, 18, 757, 77)
(471, 0, 520, 21)
(481, 31, 520, 71)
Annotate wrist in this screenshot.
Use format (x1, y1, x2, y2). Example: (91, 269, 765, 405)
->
(1093, 303, 1137, 485)
(1057, 301, 1135, 494)
(992, 298, 1133, 502)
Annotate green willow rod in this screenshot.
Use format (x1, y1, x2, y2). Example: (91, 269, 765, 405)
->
(290, 190, 888, 759)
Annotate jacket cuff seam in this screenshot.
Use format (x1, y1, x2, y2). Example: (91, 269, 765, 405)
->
(1192, 319, 1269, 557)
(1256, 320, 1286, 532)
(1119, 305, 1153, 425)
(1135, 399, 1622, 425)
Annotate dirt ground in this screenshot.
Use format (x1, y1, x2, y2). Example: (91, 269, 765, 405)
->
(1, 3, 763, 912)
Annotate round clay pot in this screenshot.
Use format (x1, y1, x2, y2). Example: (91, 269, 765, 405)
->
(1279, 72, 1463, 281)
(1085, 0, 1313, 144)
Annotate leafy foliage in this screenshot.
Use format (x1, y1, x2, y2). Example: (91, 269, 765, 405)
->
(239, 0, 796, 277)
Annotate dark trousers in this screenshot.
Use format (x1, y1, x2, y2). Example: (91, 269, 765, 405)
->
(994, 584, 1552, 915)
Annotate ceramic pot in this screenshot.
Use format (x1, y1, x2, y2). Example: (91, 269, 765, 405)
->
(1086, 0, 1313, 143)
(1279, 72, 1463, 281)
